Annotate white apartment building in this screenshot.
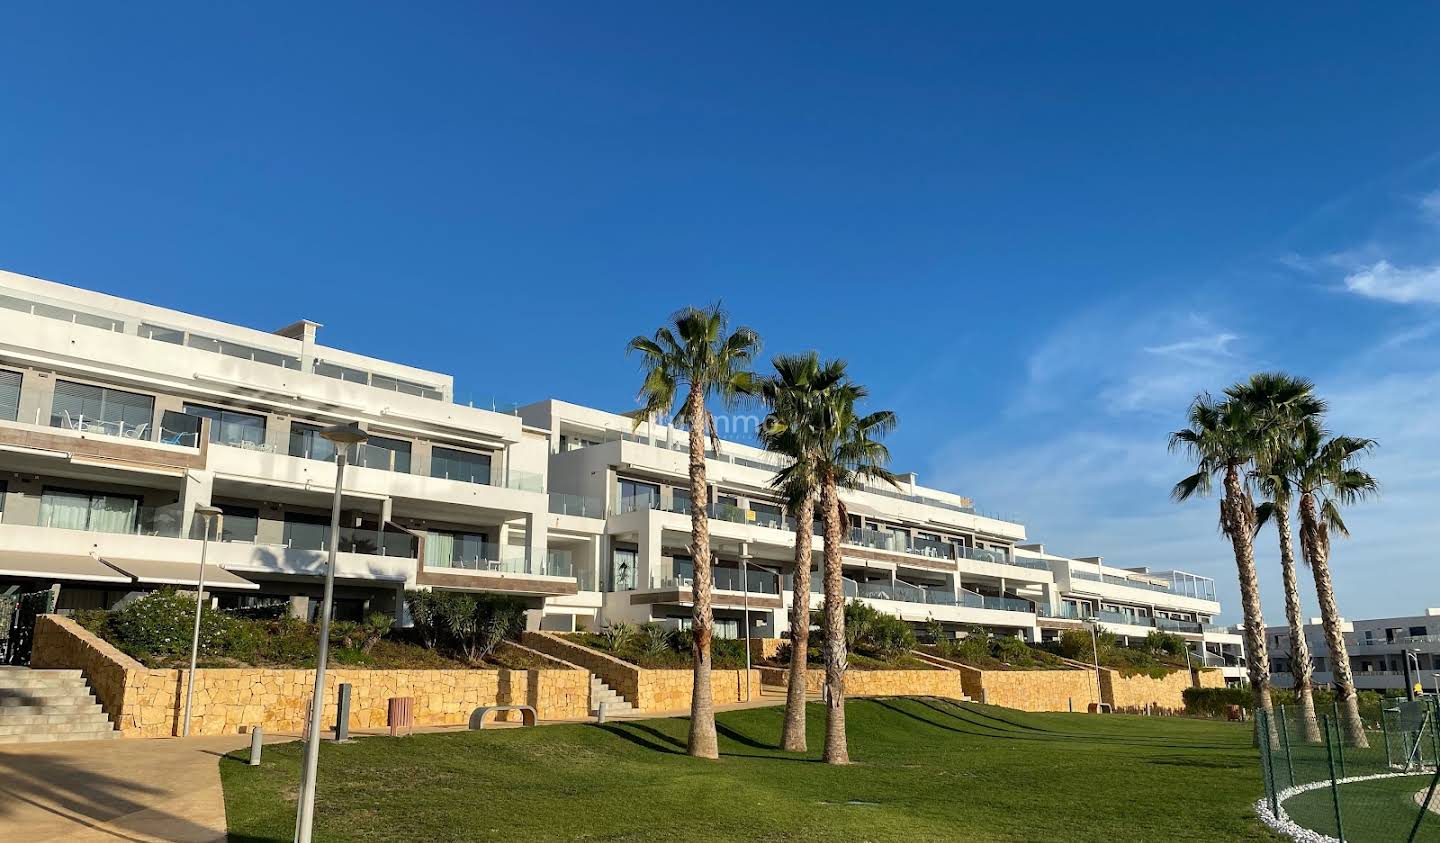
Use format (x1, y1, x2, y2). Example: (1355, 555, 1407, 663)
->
(0, 268, 1243, 675)
(1268, 609, 1440, 694)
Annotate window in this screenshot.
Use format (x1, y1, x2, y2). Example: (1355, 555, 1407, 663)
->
(139, 323, 184, 344)
(424, 529, 490, 568)
(357, 434, 411, 473)
(1411, 626, 1428, 637)
(618, 478, 660, 512)
(39, 488, 140, 534)
(750, 501, 782, 528)
(313, 360, 369, 384)
(182, 403, 267, 448)
(50, 380, 153, 436)
(216, 504, 259, 543)
(371, 374, 444, 401)
(610, 548, 638, 591)
(0, 369, 20, 422)
(672, 487, 691, 513)
(289, 422, 339, 462)
(431, 447, 491, 484)
(283, 512, 330, 551)
(0, 293, 122, 331)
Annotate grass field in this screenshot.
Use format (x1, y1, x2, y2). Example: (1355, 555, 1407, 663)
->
(222, 698, 1277, 842)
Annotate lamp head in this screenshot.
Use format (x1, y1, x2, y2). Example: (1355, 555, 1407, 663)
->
(320, 421, 369, 445)
(195, 505, 224, 521)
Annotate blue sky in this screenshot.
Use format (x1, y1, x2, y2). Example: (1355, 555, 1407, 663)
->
(2, 3, 1437, 623)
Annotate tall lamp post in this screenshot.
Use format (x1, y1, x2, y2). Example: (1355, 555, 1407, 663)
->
(739, 542, 752, 702)
(295, 422, 368, 843)
(1085, 616, 1102, 708)
(182, 505, 224, 737)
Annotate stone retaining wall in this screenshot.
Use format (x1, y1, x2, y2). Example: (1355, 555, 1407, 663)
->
(32, 615, 590, 738)
(910, 652, 1097, 711)
(1100, 664, 1223, 713)
(754, 666, 966, 700)
(522, 631, 759, 712)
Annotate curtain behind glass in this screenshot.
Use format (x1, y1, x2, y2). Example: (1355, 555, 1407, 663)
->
(425, 531, 456, 568)
(89, 495, 138, 534)
(40, 490, 91, 530)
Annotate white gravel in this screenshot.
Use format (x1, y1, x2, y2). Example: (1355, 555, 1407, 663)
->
(1255, 771, 1434, 843)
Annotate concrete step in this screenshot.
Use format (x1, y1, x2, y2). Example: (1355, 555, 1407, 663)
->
(0, 667, 83, 679)
(0, 729, 120, 745)
(0, 684, 96, 700)
(0, 716, 114, 736)
(0, 710, 112, 728)
(0, 701, 104, 716)
(592, 700, 632, 715)
(0, 674, 92, 691)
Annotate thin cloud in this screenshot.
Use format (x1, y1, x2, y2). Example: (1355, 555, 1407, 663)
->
(1343, 259, 1440, 305)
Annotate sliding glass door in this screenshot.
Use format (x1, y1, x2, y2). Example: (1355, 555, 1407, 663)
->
(39, 489, 140, 534)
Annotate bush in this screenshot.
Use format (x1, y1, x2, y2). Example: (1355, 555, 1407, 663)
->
(1142, 631, 1187, 658)
(841, 600, 916, 659)
(1185, 686, 1405, 725)
(1183, 686, 1252, 717)
(107, 589, 240, 661)
(404, 590, 527, 664)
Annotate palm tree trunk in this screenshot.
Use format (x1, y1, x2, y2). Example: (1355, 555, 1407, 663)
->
(1299, 491, 1369, 749)
(1274, 496, 1322, 743)
(685, 385, 718, 760)
(1220, 463, 1275, 746)
(820, 472, 849, 765)
(780, 491, 814, 753)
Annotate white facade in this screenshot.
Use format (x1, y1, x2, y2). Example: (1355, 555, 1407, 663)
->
(0, 267, 1242, 668)
(1268, 609, 1440, 693)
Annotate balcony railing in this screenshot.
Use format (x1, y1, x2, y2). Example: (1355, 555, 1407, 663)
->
(651, 567, 779, 595)
(543, 550, 594, 589)
(1071, 570, 1174, 594)
(425, 541, 534, 574)
(1152, 616, 1204, 634)
(549, 493, 604, 518)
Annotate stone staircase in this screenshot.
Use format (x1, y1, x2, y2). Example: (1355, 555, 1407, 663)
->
(0, 667, 120, 744)
(589, 676, 633, 717)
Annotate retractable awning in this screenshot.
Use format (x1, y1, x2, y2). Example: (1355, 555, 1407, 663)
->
(0, 552, 134, 584)
(100, 557, 260, 590)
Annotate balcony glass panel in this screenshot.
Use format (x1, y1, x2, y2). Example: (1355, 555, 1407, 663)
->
(549, 493, 604, 517)
(431, 446, 491, 485)
(181, 403, 268, 450)
(50, 380, 154, 439)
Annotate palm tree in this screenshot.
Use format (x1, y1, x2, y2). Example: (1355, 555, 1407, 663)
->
(757, 353, 847, 753)
(1170, 394, 1278, 735)
(1290, 423, 1378, 748)
(627, 305, 760, 759)
(812, 373, 898, 764)
(1233, 373, 1326, 744)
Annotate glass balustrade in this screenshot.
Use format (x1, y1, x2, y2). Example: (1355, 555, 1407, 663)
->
(548, 493, 604, 517)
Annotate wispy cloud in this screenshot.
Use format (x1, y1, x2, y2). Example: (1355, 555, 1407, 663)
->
(1343, 259, 1440, 305)
(1420, 189, 1440, 226)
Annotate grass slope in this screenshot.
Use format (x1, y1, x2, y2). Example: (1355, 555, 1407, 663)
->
(222, 698, 1277, 842)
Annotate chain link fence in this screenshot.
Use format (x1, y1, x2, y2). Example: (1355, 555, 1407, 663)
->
(1257, 697, 1440, 842)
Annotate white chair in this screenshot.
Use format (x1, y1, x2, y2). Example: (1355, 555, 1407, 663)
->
(124, 422, 150, 440)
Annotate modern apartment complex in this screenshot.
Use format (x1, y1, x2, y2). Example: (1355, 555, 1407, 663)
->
(1268, 609, 1440, 694)
(0, 268, 1243, 677)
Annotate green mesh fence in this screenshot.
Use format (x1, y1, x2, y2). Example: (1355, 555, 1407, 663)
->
(1259, 698, 1440, 842)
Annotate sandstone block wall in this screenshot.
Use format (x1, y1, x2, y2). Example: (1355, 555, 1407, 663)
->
(755, 666, 965, 700)
(523, 632, 758, 712)
(32, 615, 590, 737)
(1100, 665, 1223, 713)
(909, 652, 1097, 712)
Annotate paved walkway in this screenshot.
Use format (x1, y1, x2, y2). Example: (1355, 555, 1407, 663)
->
(0, 688, 810, 841)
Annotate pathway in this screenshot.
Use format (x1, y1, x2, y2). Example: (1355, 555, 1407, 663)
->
(0, 687, 816, 841)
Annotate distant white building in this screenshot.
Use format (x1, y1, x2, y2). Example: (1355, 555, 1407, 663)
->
(1269, 609, 1440, 693)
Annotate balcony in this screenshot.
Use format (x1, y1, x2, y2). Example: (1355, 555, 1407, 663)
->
(651, 566, 779, 595)
(549, 493, 604, 518)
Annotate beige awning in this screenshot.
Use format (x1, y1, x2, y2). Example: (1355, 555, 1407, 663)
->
(0, 552, 134, 584)
(101, 557, 259, 590)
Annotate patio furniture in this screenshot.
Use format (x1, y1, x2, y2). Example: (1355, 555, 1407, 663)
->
(469, 705, 537, 729)
(123, 422, 150, 440)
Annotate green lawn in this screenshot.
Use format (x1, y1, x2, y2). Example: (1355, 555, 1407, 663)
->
(222, 698, 1277, 842)
(1284, 774, 1440, 842)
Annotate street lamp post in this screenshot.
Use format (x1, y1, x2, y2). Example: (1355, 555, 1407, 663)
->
(740, 542, 752, 702)
(182, 505, 224, 738)
(1085, 616, 1102, 708)
(295, 422, 368, 843)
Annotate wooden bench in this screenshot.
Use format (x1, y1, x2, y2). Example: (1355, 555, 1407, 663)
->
(468, 705, 538, 729)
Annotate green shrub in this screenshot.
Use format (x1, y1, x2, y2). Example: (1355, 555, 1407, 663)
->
(1143, 631, 1187, 657)
(1183, 686, 1252, 717)
(403, 590, 526, 664)
(108, 589, 239, 661)
(842, 600, 916, 659)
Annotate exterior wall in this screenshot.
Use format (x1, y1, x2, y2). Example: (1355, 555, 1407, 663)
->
(914, 652, 1097, 712)
(33, 615, 589, 737)
(1098, 667, 1222, 713)
(522, 631, 758, 711)
(754, 666, 966, 701)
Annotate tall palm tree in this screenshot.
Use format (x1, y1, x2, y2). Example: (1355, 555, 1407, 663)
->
(1170, 394, 1277, 735)
(757, 353, 848, 753)
(627, 305, 760, 760)
(1290, 423, 1378, 748)
(1233, 373, 1326, 744)
(812, 374, 898, 765)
